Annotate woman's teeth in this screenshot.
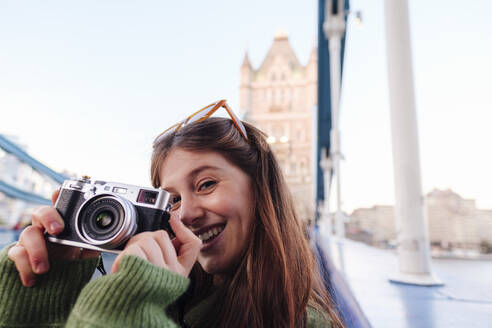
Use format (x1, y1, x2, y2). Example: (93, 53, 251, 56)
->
(198, 226, 224, 242)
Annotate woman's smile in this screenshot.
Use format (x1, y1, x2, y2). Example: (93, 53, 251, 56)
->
(197, 224, 226, 252)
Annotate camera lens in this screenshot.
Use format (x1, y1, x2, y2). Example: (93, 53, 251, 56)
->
(76, 195, 137, 248)
(96, 211, 114, 229)
(81, 198, 123, 241)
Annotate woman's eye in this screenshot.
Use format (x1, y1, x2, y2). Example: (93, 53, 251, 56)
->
(198, 180, 216, 191)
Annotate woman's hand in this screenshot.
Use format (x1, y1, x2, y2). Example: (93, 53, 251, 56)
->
(7, 189, 100, 287)
(111, 216, 202, 278)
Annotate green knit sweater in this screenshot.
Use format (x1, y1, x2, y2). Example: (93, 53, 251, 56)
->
(0, 245, 330, 327)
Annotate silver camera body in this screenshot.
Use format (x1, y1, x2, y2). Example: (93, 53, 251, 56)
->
(47, 177, 172, 254)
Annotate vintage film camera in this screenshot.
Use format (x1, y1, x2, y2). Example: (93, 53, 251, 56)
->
(47, 177, 172, 253)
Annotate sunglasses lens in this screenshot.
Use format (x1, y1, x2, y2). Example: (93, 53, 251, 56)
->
(153, 122, 182, 146)
(187, 103, 217, 125)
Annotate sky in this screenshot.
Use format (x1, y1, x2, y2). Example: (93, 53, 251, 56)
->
(1, 0, 491, 212)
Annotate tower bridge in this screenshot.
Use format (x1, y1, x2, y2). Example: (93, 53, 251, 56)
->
(1, 2, 488, 326)
(0, 134, 68, 226)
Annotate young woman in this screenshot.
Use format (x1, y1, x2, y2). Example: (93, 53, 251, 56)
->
(0, 100, 343, 327)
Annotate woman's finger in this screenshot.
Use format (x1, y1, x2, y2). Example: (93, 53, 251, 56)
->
(153, 230, 178, 270)
(51, 189, 60, 205)
(171, 237, 182, 254)
(111, 243, 148, 273)
(134, 237, 166, 268)
(7, 245, 37, 287)
(18, 226, 49, 274)
(169, 216, 201, 275)
(31, 206, 64, 235)
(124, 231, 151, 245)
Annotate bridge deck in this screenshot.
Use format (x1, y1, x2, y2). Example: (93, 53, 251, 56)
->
(335, 239, 492, 327)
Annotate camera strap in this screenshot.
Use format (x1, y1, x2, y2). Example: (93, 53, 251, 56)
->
(96, 256, 107, 275)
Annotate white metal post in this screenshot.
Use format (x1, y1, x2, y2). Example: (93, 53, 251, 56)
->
(323, 0, 346, 272)
(319, 147, 333, 256)
(384, 0, 442, 286)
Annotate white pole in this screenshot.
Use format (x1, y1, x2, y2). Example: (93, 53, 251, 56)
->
(319, 148, 333, 256)
(323, 0, 346, 272)
(312, 105, 319, 220)
(384, 0, 442, 286)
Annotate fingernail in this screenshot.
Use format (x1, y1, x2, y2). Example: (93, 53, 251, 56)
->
(36, 262, 48, 273)
(49, 221, 62, 233)
(25, 279, 35, 287)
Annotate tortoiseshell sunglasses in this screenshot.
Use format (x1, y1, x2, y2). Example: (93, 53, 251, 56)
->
(153, 99, 248, 147)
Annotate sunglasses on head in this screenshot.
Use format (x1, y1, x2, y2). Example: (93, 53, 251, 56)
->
(153, 99, 248, 148)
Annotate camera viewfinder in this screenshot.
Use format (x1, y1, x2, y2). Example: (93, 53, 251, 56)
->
(112, 187, 127, 194)
(137, 190, 158, 205)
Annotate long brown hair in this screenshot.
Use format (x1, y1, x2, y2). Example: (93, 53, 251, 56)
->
(151, 117, 343, 328)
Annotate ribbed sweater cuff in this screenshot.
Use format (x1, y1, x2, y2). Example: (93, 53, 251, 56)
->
(0, 243, 99, 327)
(68, 255, 189, 328)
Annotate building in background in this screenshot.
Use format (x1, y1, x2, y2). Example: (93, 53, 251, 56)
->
(347, 189, 492, 254)
(240, 30, 317, 221)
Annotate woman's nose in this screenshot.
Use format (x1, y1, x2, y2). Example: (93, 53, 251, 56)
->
(178, 197, 204, 227)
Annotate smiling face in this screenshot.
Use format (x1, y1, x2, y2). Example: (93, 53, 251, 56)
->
(159, 147, 255, 275)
